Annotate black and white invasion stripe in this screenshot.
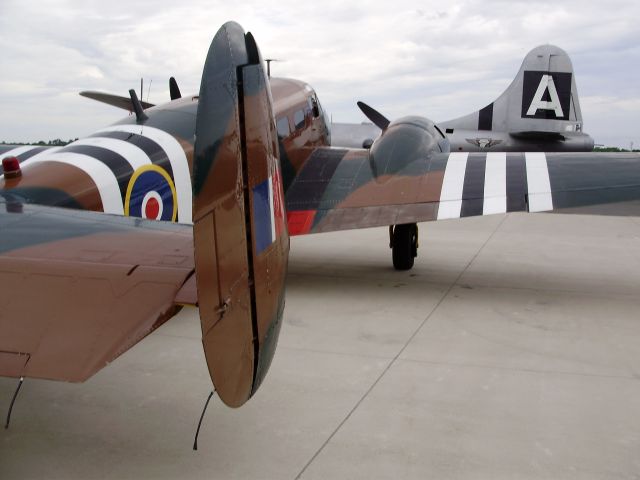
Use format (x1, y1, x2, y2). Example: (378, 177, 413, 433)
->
(437, 151, 553, 219)
(5, 126, 193, 223)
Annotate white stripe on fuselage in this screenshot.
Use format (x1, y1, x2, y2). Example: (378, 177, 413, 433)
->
(68, 137, 152, 171)
(437, 152, 469, 220)
(95, 125, 192, 223)
(483, 152, 507, 215)
(17, 147, 63, 168)
(1, 145, 40, 159)
(26, 152, 124, 215)
(525, 152, 553, 212)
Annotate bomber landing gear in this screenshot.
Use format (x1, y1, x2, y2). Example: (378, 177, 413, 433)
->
(389, 223, 418, 270)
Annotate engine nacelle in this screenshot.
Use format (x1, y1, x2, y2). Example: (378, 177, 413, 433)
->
(369, 116, 449, 179)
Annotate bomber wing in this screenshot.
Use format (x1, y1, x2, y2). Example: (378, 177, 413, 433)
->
(285, 149, 640, 235)
(0, 196, 194, 382)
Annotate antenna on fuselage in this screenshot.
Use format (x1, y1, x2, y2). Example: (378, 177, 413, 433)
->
(264, 58, 280, 78)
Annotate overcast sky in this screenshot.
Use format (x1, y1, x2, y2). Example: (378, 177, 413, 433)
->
(0, 0, 638, 147)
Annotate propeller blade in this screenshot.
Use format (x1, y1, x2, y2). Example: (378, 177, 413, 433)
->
(357, 101, 390, 131)
(128, 89, 148, 122)
(169, 76, 182, 100)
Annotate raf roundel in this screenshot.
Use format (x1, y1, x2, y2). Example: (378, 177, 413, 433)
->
(124, 165, 177, 222)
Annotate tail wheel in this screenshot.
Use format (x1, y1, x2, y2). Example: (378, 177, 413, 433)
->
(391, 223, 418, 270)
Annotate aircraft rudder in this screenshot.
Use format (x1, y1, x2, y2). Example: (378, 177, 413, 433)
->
(192, 21, 288, 408)
(240, 31, 289, 395)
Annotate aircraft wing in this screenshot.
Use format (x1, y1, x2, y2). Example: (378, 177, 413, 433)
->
(285, 149, 640, 234)
(0, 196, 194, 382)
(79, 91, 155, 111)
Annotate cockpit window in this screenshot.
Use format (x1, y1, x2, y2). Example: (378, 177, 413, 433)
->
(276, 117, 290, 138)
(308, 96, 320, 118)
(294, 110, 305, 130)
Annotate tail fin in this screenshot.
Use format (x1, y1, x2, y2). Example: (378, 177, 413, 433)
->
(192, 22, 289, 408)
(442, 45, 584, 135)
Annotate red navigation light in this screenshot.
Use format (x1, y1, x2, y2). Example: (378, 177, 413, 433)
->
(2, 156, 21, 179)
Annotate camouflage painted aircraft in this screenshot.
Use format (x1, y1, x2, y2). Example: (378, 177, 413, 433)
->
(331, 45, 595, 152)
(1, 21, 640, 410)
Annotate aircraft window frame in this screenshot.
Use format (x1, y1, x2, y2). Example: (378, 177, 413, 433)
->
(276, 116, 290, 138)
(433, 125, 446, 139)
(316, 97, 325, 117)
(293, 109, 305, 130)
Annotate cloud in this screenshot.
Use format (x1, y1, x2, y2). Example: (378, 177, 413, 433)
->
(0, 0, 638, 147)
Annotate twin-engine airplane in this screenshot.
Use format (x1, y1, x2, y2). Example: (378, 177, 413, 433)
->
(331, 44, 595, 152)
(1, 21, 640, 411)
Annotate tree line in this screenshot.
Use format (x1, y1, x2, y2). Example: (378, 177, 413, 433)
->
(1, 139, 78, 147)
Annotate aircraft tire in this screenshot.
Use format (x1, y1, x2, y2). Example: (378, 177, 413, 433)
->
(392, 223, 417, 270)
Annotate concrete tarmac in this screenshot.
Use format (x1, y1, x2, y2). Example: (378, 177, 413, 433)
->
(1, 213, 640, 479)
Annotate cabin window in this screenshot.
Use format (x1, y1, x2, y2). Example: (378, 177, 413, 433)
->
(294, 110, 305, 130)
(276, 116, 290, 138)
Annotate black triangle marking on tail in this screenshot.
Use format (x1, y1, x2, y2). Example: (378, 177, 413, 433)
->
(478, 104, 494, 131)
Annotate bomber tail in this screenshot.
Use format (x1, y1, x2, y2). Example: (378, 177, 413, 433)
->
(441, 45, 588, 139)
(192, 22, 289, 408)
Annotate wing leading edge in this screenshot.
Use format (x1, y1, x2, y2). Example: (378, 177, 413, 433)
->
(285, 149, 640, 234)
(0, 197, 194, 382)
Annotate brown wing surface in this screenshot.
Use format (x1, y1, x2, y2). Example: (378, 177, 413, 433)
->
(0, 197, 194, 382)
(285, 149, 640, 234)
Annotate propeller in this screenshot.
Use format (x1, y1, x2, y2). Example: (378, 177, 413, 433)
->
(169, 77, 182, 100)
(357, 101, 390, 131)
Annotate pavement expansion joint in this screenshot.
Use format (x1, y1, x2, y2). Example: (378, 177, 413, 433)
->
(294, 217, 507, 479)
(398, 357, 638, 381)
(452, 282, 640, 301)
(279, 345, 393, 361)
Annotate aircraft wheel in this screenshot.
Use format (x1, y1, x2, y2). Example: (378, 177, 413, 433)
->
(391, 223, 418, 270)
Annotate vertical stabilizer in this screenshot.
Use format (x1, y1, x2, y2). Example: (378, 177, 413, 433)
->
(441, 45, 584, 135)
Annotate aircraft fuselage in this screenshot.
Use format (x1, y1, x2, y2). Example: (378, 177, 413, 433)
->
(0, 77, 330, 224)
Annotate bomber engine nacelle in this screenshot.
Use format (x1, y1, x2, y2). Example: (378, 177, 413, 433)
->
(370, 116, 450, 178)
(358, 101, 450, 179)
(192, 22, 289, 408)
